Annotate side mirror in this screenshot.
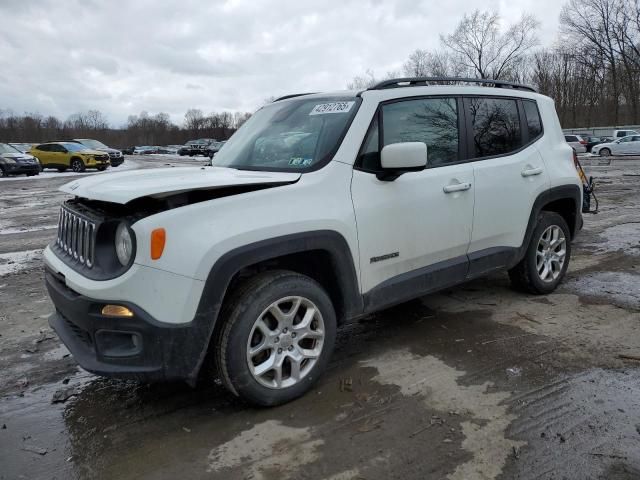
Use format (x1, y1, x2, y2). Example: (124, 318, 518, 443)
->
(378, 142, 427, 181)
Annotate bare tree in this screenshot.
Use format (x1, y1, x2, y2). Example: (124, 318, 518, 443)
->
(441, 10, 540, 80)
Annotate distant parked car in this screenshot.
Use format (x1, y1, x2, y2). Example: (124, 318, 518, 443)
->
(612, 129, 640, 139)
(72, 139, 124, 167)
(582, 136, 608, 153)
(29, 142, 110, 172)
(133, 146, 157, 155)
(179, 139, 214, 156)
(207, 140, 227, 159)
(591, 135, 640, 156)
(564, 134, 587, 153)
(0, 143, 40, 177)
(120, 146, 135, 155)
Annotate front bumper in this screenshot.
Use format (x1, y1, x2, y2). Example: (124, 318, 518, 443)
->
(109, 156, 124, 167)
(45, 267, 209, 382)
(3, 163, 39, 175)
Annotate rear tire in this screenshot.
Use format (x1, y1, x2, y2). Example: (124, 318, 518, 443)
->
(599, 148, 611, 157)
(208, 270, 337, 406)
(509, 212, 571, 295)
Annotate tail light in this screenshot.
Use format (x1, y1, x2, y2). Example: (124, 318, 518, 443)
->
(579, 139, 587, 144)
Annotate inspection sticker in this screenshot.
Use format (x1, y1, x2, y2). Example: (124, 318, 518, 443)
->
(309, 101, 355, 115)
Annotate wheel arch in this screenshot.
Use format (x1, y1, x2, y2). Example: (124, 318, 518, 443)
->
(514, 184, 582, 266)
(187, 230, 363, 381)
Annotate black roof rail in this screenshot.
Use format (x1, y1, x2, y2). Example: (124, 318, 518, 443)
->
(273, 92, 317, 102)
(368, 77, 537, 93)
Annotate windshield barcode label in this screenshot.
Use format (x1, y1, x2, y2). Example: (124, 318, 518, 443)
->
(309, 102, 355, 115)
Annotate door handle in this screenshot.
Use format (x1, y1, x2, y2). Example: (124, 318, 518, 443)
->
(521, 167, 543, 177)
(443, 182, 472, 193)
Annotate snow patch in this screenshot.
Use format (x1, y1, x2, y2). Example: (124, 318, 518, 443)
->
(0, 249, 43, 276)
(0, 225, 57, 235)
(598, 223, 640, 254)
(567, 271, 640, 309)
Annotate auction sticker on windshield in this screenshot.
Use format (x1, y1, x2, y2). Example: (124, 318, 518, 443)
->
(309, 102, 355, 115)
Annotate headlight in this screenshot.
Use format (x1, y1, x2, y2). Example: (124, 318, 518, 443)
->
(115, 222, 134, 266)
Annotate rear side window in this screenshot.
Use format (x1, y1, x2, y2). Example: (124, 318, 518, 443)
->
(522, 100, 543, 140)
(565, 135, 577, 142)
(468, 97, 521, 158)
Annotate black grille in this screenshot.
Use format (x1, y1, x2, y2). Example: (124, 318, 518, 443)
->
(56, 206, 97, 268)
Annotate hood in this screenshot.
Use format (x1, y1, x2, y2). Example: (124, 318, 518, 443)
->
(90, 146, 121, 153)
(60, 166, 301, 204)
(1, 153, 37, 161)
(78, 149, 109, 156)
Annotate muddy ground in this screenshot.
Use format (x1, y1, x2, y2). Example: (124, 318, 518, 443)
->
(1, 155, 639, 480)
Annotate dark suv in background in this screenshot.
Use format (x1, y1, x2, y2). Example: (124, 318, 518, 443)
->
(72, 139, 124, 166)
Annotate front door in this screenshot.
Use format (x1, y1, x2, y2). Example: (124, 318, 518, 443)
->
(351, 97, 475, 309)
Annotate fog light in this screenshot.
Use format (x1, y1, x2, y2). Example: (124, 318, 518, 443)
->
(101, 304, 134, 317)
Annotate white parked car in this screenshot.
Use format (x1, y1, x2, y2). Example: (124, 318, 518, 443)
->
(591, 135, 640, 156)
(44, 78, 582, 406)
(612, 129, 640, 139)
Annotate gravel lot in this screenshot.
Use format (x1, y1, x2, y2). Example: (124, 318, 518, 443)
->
(1, 155, 639, 480)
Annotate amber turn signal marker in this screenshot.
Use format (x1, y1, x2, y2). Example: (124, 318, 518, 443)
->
(102, 305, 134, 317)
(150, 228, 166, 260)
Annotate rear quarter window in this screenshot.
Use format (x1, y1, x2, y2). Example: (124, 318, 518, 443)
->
(523, 100, 543, 140)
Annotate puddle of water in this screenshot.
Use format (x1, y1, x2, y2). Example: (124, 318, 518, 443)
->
(362, 348, 525, 480)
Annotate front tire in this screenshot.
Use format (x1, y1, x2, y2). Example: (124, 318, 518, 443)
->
(599, 148, 611, 157)
(509, 212, 571, 294)
(211, 270, 337, 406)
(71, 158, 85, 172)
(0, 166, 8, 177)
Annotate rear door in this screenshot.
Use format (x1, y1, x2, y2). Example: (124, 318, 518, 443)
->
(615, 136, 634, 154)
(467, 97, 550, 276)
(351, 96, 475, 305)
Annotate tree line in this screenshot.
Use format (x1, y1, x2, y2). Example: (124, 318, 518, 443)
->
(0, 108, 253, 147)
(3, 0, 639, 144)
(350, 0, 640, 128)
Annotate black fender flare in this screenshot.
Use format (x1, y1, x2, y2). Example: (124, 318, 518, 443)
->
(185, 230, 362, 381)
(513, 184, 582, 266)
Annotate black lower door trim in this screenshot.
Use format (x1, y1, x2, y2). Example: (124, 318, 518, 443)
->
(363, 255, 469, 313)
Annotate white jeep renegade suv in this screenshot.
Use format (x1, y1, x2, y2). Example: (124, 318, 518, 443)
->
(44, 77, 582, 406)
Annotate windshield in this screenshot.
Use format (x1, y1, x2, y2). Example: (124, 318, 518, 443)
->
(62, 143, 90, 152)
(76, 139, 107, 149)
(0, 143, 21, 154)
(213, 96, 360, 171)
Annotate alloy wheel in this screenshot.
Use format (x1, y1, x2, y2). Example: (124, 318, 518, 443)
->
(536, 225, 567, 282)
(246, 296, 325, 389)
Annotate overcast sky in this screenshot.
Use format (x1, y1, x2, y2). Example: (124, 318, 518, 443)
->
(0, 0, 564, 126)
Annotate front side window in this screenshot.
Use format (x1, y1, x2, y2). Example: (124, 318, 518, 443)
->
(523, 100, 542, 140)
(469, 97, 522, 157)
(213, 96, 360, 172)
(382, 97, 459, 166)
(36, 144, 50, 152)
